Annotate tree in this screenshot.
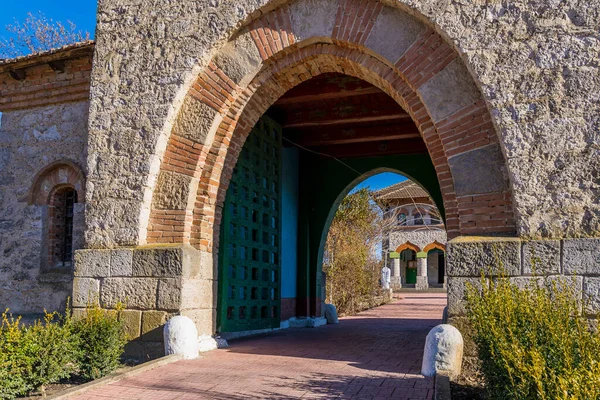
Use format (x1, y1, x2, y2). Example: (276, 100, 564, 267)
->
(324, 188, 396, 315)
(0, 12, 89, 59)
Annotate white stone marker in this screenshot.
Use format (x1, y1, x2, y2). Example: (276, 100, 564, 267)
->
(324, 304, 339, 324)
(164, 316, 199, 359)
(421, 324, 463, 379)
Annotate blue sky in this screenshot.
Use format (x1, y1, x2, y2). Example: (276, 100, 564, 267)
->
(351, 172, 407, 193)
(1, 1, 97, 41)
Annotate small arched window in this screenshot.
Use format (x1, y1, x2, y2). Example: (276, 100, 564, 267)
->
(29, 161, 85, 272)
(48, 187, 78, 267)
(398, 213, 407, 225)
(414, 212, 424, 225)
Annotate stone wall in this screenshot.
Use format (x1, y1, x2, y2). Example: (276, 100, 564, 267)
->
(86, 0, 600, 247)
(72, 244, 216, 359)
(447, 236, 600, 318)
(389, 229, 447, 252)
(0, 101, 89, 314)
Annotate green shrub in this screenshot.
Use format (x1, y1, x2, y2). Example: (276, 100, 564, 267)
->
(0, 301, 127, 399)
(466, 276, 600, 400)
(73, 301, 127, 380)
(0, 313, 30, 399)
(0, 311, 79, 398)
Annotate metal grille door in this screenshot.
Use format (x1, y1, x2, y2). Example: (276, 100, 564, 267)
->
(218, 117, 282, 332)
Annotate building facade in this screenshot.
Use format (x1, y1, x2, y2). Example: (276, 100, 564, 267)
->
(376, 180, 447, 291)
(1, 0, 599, 357)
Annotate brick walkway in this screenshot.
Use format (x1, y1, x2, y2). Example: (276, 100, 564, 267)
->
(72, 293, 446, 400)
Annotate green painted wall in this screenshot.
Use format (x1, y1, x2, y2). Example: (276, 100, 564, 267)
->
(296, 152, 441, 316)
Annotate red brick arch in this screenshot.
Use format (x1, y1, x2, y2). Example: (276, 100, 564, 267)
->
(146, 0, 515, 253)
(424, 241, 446, 253)
(396, 242, 421, 254)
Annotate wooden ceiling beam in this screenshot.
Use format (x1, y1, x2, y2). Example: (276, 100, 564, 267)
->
(284, 122, 421, 146)
(275, 86, 381, 105)
(305, 138, 428, 158)
(280, 97, 409, 128)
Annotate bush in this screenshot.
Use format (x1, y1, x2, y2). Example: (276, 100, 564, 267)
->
(0, 311, 79, 398)
(466, 276, 600, 400)
(0, 301, 127, 399)
(73, 301, 126, 380)
(0, 314, 30, 399)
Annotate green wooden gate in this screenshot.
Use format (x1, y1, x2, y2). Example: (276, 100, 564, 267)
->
(217, 117, 282, 332)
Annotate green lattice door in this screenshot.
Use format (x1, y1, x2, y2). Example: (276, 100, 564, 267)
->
(217, 117, 282, 332)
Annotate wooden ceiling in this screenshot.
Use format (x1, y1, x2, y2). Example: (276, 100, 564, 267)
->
(267, 73, 426, 158)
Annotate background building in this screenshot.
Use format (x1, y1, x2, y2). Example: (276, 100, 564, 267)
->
(375, 180, 446, 291)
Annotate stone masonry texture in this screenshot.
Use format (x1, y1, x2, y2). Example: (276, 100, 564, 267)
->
(84, 0, 600, 247)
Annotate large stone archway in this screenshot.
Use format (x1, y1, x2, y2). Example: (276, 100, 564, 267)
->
(75, 0, 600, 356)
(146, 2, 515, 253)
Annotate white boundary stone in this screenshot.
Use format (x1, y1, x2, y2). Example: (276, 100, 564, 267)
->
(421, 324, 463, 379)
(164, 316, 199, 359)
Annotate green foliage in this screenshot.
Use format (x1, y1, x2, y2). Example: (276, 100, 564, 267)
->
(0, 314, 30, 399)
(0, 311, 79, 398)
(325, 188, 385, 315)
(0, 301, 127, 399)
(73, 301, 127, 380)
(466, 276, 600, 400)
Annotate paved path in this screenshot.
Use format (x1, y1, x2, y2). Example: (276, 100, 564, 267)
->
(73, 293, 446, 400)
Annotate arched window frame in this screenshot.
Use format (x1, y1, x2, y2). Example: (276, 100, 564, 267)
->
(28, 161, 85, 273)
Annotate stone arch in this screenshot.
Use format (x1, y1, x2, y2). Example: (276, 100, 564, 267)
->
(146, 0, 515, 254)
(424, 241, 446, 253)
(396, 242, 421, 253)
(28, 160, 85, 206)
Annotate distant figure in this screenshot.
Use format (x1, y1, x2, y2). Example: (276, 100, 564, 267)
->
(381, 266, 391, 290)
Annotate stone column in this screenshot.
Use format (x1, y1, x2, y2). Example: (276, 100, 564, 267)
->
(416, 257, 429, 290)
(391, 258, 401, 290)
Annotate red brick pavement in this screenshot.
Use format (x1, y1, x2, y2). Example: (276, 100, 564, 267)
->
(71, 293, 446, 399)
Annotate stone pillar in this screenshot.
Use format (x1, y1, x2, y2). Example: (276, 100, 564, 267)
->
(390, 258, 401, 290)
(416, 257, 428, 290)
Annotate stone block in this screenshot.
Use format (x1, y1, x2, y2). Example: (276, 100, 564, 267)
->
(447, 237, 521, 277)
(289, 0, 337, 40)
(546, 275, 583, 301)
(110, 249, 133, 277)
(182, 247, 210, 279)
(153, 171, 193, 211)
(74, 249, 110, 277)
(447, 277, 487, 316)
(132, 247, 183, 277)
(72, 277, 100, 307)
(181, 279, 214, 309)
(172, 96, 217, 143)
(583, 277, 600, 315)
(157, 278, 182, 310)
(212, 32, 261, 86)
(141, 310, 168, 342)
(101, 278, 158, 309)
(123, 341, 165, 362)
(181, 308, 216, 336)
(448, 144, 508, 197)
(121, 310, 142, 340)
(71, 307, 86, 321)
(563, 238, 600, 275)
(522, 240, 561, 275)
(364, 6, 425, 64)
(418, 58, 481, 122)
